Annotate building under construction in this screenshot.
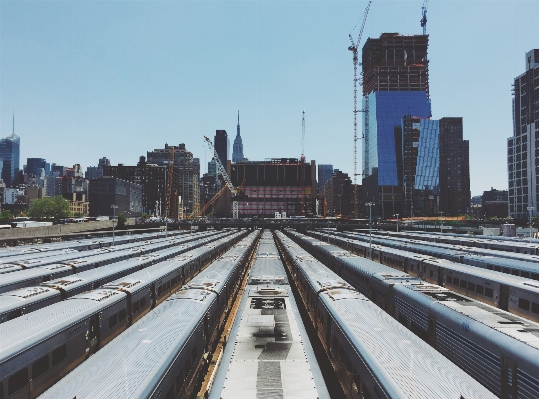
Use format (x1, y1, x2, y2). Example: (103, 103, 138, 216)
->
(228, 158, 316, 218)
(361, 33, 432, 218)
(147, 143, 200, 217)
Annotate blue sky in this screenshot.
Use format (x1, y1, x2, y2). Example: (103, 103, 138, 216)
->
(1, 0, 537, 196)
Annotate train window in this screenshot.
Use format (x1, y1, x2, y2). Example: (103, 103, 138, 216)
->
(512, 269, 520, 276)
(32, 355, 49, 380)
(52, 345, 67, 367)
(361, 383, 372, 399)
(133, 301, 140, 313)
(7, 309, 22, 321)
(453, 278, 460, 286)
(494, 266, 501, 272)
(460, 280, 467, 289)
(429, 270, 433, 278)
(8, 368, 28, 396)
(476, 285, 484, 295)
(140, 297, 146, 308)
(468, 283, 475, 292)
(532, 302, 539, 314)
(108, 314, 118, 329)
(487, 264, 493, 270)
(158, 286, 163, 296)
(531, 273, 539, 281)
(118, 309, 127, 322)
(446, 276, 452, 284)
(485, 288, 494, 298)
(519, 298, 531, 311)
(503, 268, 511, 274)
(522, 272, 530, 278)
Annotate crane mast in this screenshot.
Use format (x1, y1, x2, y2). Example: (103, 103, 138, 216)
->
(421, 0, 429, 35)
(348, 0, 372, 218)
(300, 111, 306, 216)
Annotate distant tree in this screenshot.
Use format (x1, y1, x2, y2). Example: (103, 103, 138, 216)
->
(117, 213, 127, 229)
(28, 196, 72, 220)
(532, 215, 539, 228)
(0, 210, 12, 224)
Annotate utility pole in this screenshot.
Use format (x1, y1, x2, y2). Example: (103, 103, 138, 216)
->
(528, 207, 534, 242)
(111, 205, 118, 246)
(439, 211, 444, 234)
(366, 202, 374, 259)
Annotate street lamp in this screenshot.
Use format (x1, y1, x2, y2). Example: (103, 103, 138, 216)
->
(439, 211, 444, 234)
(528, 207, 534, 242)
(366, 202, 375, 259)
(395, 214, 399, 233)
(111, 205, 118, 246)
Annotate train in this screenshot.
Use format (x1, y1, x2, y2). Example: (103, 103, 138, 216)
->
(311, 229, 539, 323)
(285, 229, 539, 398)
(0, 230, 248, 399)
(208, 231, 330, 399)
(273, 231, 496, 399)
(38, 231, 259, 399)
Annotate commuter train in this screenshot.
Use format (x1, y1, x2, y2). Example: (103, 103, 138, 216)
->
(0, 230, 185, 259)
(274, 231, 497, 399)
(311, 229, 539, 323)
(285, 230, 539, 398)
(0, 230, 220, 294)
(0, 230, 232, 324)
(375, 229, 539, 255)
(208, 231, 330, 399)
(0, 230, 248, 399)
(38, 231, 259, 399)
(338, 229, 539, 275)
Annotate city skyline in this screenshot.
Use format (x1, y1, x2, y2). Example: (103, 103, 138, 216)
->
(1, 1, 538, 196)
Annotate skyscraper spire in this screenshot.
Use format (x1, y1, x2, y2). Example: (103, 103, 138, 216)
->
(232, 110, 244, 163)
(13, 111, 14, 136)
(237, 110, 240, 137)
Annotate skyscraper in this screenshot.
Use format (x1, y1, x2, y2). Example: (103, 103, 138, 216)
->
(26, 158, 50, 177)
(508, 49, 539, 219)
(317, 164, 333, 194)
(0, 115, 20, 186)
(214, 130, 229, 167)
(232, 111, 244, 163)
(361, 33, 432, 217)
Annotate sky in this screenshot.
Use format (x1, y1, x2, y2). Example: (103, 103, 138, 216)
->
(0, 0, 537, 196)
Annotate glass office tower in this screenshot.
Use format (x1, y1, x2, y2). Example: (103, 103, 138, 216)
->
(0, 132, 20, 186)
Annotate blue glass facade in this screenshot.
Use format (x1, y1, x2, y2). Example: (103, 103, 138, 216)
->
(0, 133, 20, 185)
(317, 164, 333, 194)
(363, 91, 431, 186)
(27, 158, 50, 177)
(414, 119, 439, 191)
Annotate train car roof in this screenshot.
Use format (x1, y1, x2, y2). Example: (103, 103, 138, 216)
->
(39, 299, 209, 398)
(322, 292, 497, 398)
(0, 290, 126, 361)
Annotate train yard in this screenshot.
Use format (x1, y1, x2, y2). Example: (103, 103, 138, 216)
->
(0, 228, 538, 398)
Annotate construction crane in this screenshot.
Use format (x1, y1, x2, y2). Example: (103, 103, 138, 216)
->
(300, 110, 306, 216)
(185, 136, 243, 220)
(348, 1, 372, 218)
(421, 0, 429, 35)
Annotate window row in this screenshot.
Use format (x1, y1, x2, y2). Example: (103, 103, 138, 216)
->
(446, 276, 493, 298)
(5, 345, 67, 397)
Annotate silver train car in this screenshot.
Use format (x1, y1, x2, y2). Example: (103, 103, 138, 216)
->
(0, 231, 247, 399)
(0, 230, 237, 323)
(0, 230, 212, 273)
(38, 231, 259, 399)
(287, 230, 539, 398)
(375, 230, 539, 255)
(209, 231, 330, 399)
(274, 231, 496, 399)
(312, 229, 539, 323)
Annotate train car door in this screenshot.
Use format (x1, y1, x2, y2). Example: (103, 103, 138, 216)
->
(501, 357, 517, 399)
(437, 267, 443, 287)
(499, 285, 510, 311)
